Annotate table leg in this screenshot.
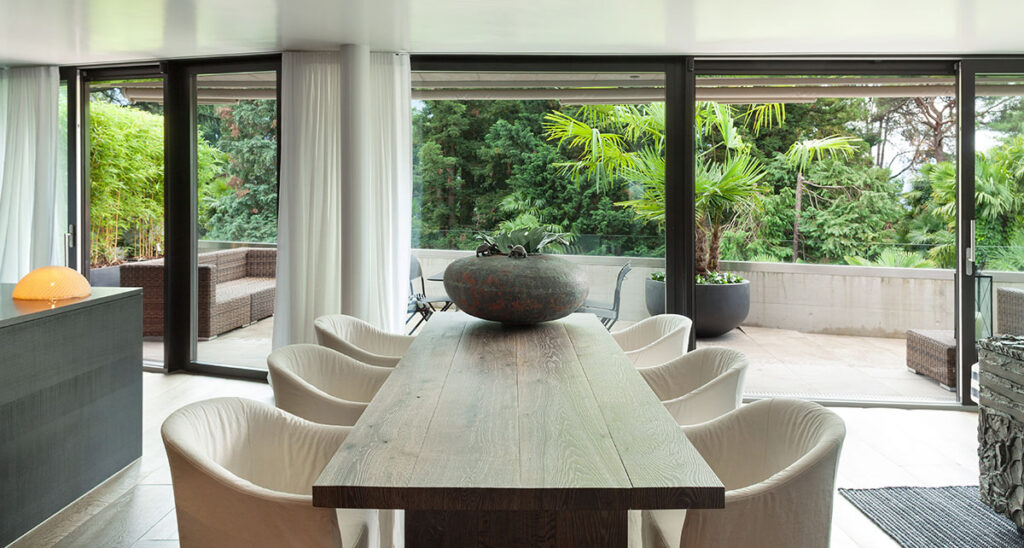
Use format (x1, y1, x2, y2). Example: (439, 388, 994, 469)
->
(405, 510, 627, 547)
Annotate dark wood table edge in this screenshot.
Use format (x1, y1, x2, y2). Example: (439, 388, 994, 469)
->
(313, 485, 724, 511)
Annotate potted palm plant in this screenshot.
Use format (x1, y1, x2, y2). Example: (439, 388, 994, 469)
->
(545, 102, 771, 336)
(545, 101, 858, 337)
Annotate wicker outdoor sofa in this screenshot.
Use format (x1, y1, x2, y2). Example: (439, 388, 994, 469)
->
(120, 247, 276, 339)
(998, 287, 1024, 337)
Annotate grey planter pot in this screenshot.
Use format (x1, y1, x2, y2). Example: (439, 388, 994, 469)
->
(644, 278, 750, 338)
(645, 278, 666, 316)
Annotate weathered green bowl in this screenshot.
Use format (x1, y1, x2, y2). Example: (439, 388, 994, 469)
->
(443, 254, 589, 325)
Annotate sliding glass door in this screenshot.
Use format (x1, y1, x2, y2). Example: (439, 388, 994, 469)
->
(79, 68, 167, 367)
(190, 69, 279, 371)
(959, 61, 1024, 404)
(408, 57, 692, 340)
(690, 61, 959, 404)
(156, 56, 281, 376)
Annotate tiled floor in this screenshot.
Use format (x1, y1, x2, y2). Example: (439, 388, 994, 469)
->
(143, 316, 957, 403)
(12, 372, 980, 547)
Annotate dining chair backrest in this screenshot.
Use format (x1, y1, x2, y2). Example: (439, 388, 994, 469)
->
(268, 344, 392, 427)
(314, 314, 415, 367)
(161, 397, 366, 548)
(643, 398, 845, 548)
(638, 347, 748, 425)
(611, 314, 693, 368)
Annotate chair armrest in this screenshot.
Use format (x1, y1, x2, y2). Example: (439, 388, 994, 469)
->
(197, 264, 217, 311)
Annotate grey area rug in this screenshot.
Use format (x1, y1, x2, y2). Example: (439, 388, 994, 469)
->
(839, 486, 1024, 548)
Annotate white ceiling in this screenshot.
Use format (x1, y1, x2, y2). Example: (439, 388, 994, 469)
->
(2, 0, 1024, 67)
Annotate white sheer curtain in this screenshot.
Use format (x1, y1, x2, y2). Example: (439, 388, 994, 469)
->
(0, 66, 61, 283)
(368, 52, 412, 334)
(274, 47, 412, 347)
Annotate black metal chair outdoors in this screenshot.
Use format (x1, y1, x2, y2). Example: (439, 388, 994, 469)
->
(410, 254, 454, 313)
(407, 282, 432, 335)
(577, 262, 631, 330)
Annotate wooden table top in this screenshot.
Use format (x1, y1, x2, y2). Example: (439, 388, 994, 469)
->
(313, 312, 724, 512)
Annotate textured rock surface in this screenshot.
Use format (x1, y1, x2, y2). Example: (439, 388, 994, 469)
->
(978, 335, 1024, 529)
(979, 407, 1024, 529)
(443, 254, 588, 325)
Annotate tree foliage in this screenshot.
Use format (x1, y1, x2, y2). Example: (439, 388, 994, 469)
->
(198, 100, 279, 242)
(413, 100, 661, 256)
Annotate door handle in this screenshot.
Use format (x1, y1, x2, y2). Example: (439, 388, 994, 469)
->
(966, 220, 976, 275)
(64, 224, 74, 267)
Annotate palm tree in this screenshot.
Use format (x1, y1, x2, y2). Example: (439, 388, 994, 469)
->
(544, 102, 775, 274)
(845, 248, 935, 268)
(783, 135, 862, 262)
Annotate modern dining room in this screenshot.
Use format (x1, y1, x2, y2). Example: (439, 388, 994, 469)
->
(7, 2, 1024, 547)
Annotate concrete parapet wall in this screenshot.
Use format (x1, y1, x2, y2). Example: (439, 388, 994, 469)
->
(413, 249, 1023, 338)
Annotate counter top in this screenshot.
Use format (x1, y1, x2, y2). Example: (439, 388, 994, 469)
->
(0, 284, 142, 329)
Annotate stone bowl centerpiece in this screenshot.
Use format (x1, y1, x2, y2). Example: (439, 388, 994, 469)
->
(443, 228, 588, 325)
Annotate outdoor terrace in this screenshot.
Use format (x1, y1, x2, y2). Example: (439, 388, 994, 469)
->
(138, 248, 980, 404)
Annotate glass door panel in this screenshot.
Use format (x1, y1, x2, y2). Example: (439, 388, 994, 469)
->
(973, 74, 1024, 342)
(409, 70, 667, 334)
(86, 77, 166, 366)
(692, 73, 957, 403)
(192, 70, 279, 370)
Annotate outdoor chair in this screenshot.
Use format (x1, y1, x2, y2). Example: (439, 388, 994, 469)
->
(268, 344, 392, 427)
(577, 262, 631, 330)
(641, 399, 845, 548)
(611, 314, 693, 368)
(407, 280, 433, 334)
(162, 397, 381, 548)
(410, 253, 453, 313)
(314, 314, 415, 367)
(638, 347, 748, 426)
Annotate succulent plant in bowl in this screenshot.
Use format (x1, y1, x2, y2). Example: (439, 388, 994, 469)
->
(445, 228, 586, 325)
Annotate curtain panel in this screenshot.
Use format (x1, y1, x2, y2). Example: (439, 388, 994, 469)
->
(0, 66, 62, 283)
(274, 48, 412, 347)
(368, 52, 412, 334)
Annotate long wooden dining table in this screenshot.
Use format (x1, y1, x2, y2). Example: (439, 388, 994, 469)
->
(313, 312, 724, 547)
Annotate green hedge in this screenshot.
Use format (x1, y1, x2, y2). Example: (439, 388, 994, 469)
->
(88, 101, 225, 266)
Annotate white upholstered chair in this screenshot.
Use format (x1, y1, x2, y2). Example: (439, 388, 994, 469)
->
(642, 398, 845, 548)
(162, 397, 380, 548)
(638, 347, 748, 426)
(611, 314, 693, 367)
(314, 314, 415, 367)
(268, 344, 392, 427)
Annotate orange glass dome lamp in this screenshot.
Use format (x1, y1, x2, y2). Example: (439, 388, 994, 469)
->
(12, 266, 91, 301)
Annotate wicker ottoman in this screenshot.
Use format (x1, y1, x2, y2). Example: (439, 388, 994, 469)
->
(906, 329, 957, 390)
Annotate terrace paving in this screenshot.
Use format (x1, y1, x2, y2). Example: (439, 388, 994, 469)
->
(697, 325, 956, 403)
(144, 315, 957, 403)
